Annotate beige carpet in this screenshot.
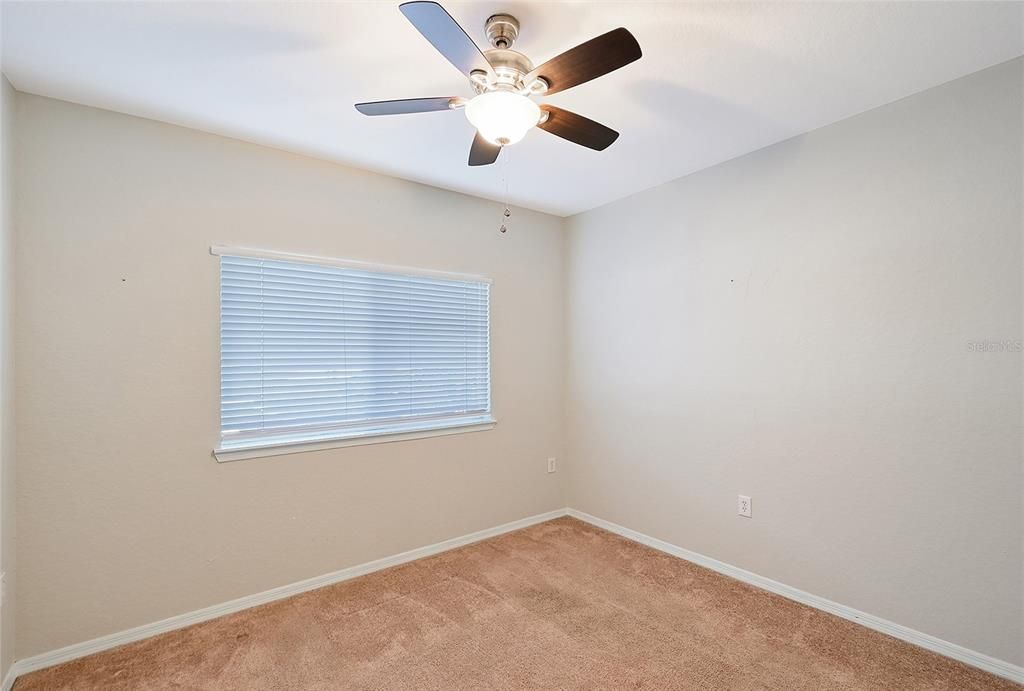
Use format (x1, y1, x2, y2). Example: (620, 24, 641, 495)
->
(16, 517, 1019, 690)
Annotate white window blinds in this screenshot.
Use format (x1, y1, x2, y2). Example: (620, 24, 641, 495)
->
(219, 252, 492, 451)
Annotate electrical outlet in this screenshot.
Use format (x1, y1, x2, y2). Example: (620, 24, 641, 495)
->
(547, 457, 557, 473)
(738, 495, 752, 518)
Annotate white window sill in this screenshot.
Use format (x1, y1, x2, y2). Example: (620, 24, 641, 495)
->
(213, 417, 497, 463)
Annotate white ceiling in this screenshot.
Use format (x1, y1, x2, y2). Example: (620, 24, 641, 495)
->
(3, 1, 1022, 216)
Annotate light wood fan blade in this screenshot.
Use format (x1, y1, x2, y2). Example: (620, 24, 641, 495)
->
(523, 28, 641, 96)
(355, 97, 463, 116)
(468, 132, 501, 166)
(399, 2, 495, 79)
(537, 105, 619, 151)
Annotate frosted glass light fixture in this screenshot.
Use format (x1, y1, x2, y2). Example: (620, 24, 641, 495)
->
(465, 91, 541, 146)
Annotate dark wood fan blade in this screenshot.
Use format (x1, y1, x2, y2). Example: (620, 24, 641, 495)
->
(355, 97, 461, 116)
(468, 132, 501, 166)
(399, 2, 495, 78)
(537, 105, 619, 151)
(524, 28, 641, 96)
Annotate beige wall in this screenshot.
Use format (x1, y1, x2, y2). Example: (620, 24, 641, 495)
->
(0, 75, 16, 681)
(565, 58, 1023, 664)
(14, 93, 566, 658)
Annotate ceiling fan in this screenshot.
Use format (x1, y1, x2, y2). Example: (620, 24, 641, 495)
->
(355, 1, 642, 166)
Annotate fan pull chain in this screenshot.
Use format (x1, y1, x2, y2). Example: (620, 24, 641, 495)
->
(500, 149, 511, 234)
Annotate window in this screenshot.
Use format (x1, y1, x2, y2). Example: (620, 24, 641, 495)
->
(215, 247, 492, 460)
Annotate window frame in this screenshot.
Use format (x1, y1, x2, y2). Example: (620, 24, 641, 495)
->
(211, 245, 495, 462)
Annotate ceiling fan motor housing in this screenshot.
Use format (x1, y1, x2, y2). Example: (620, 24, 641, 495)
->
(472, 48, 534, 93)
(469, 14, 544, 95)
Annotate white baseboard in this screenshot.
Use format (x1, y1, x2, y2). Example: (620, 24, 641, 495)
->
(5, 507, 1020, 688)
(566, 509, 1024, 685)
(3, 508, 570, 687)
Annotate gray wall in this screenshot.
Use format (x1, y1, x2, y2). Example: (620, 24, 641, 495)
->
(0, 75, 16, 682)
(14, 93, 566, 658)
(565, 58, 1023, 664)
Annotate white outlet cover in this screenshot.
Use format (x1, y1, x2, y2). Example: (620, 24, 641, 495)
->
(738, 495, 752, 518)
(547, 457, 557, 473)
